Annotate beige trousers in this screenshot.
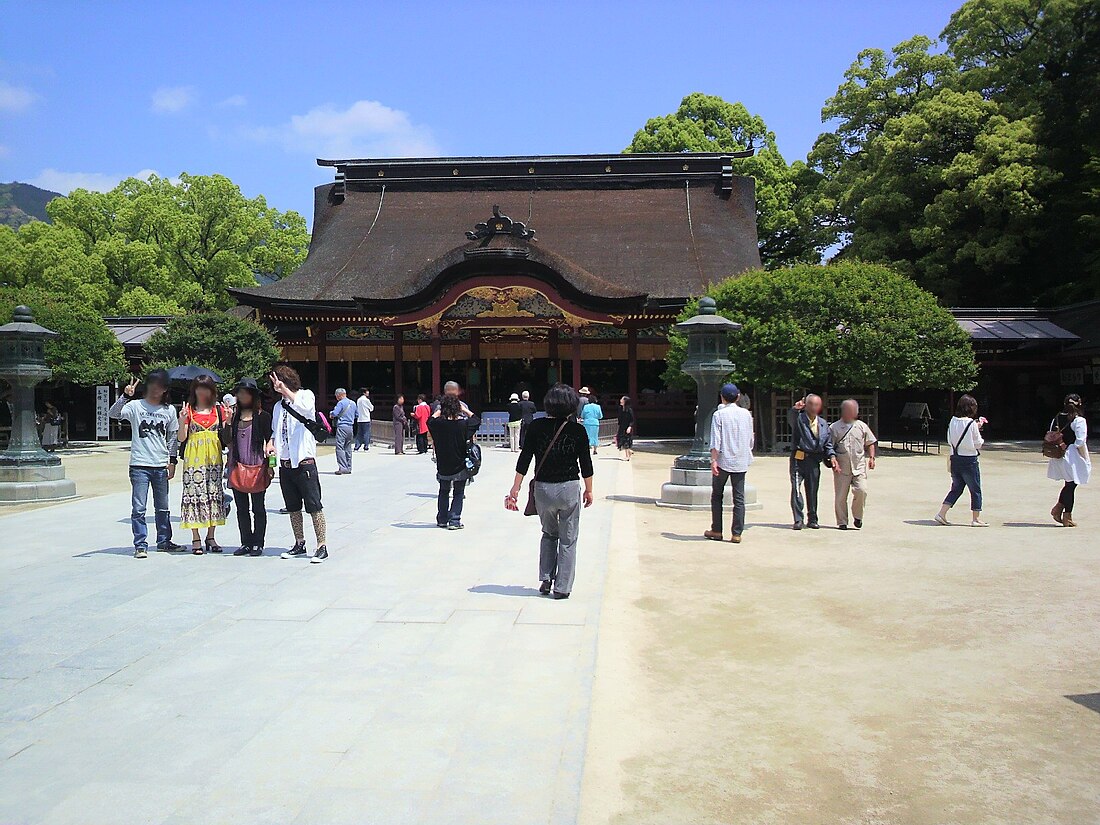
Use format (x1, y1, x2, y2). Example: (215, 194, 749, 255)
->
(833, 471, 868, 526)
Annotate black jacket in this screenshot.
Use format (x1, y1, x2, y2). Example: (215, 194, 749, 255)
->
(788, 408, 836, 461)
(427, 414, 481, 478)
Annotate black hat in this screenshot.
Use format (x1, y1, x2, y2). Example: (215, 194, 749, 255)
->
(235, 377, 260, 392)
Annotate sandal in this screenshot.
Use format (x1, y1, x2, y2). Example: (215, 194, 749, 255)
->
(192, 540, 204, 555)
(205, 539, 222, 554)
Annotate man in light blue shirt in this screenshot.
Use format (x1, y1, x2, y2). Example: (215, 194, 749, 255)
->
(330, 388, 357, 474)
(705, 383, 754, 544)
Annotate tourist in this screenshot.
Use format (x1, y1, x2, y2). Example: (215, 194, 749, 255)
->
(581, 391, 603, 454)
(1048, 393, 1090, 527)
(616, 395, 635, 461)
(270, 365, 328, 563)
(413, 394, 431, 454)
(934, 394, 988, 527)
(830, 399, 877, 530)
(222, 378, 273, 556)
(330, 387, 356, 474)
(519, 389, 537, 447)
(507, 392, 523, 452)
(355, 388, 374, 451)
(177, 374, 228, 554)
(576, 386, 590, 421)
(427, 394, 481, 529)
(788, 394, 838, 530)
(506, 383, 594, 600)
(39, 402, 61, 451)
(392, 394, 408, 454)
(704, 383, 753, 543)
(109, 369, 181, 558)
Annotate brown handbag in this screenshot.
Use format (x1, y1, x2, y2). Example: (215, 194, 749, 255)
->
(524, 419, 570, 516)
(1042, 417, 1068, 459)
(229, 462, 272, 494)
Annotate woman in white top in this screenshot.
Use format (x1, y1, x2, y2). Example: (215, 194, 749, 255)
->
(934, 394, 988, 527)
(1048, 393, 1090, 527)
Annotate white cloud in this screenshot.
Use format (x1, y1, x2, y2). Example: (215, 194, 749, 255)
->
(217, 94, 247, 108)
(150, 85, 195, 114)
(0, 81, 36, 112)
(28, 168, 169, 194)
(249, 99, 438, 159)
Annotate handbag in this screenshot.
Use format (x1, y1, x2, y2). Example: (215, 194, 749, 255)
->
(1042, 417, 1068, 459)
(524, 419, 569, 516)
(229, 461, 272, 494)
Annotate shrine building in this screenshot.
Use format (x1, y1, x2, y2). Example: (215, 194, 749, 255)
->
(231, 153, 761, 429)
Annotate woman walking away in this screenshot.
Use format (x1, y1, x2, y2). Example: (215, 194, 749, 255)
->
(934, 394, 988, 528)
(222, 378, 273, 556)
(616, 396, 634, 461)
(178, 374, 228, 553)
(427, 394, 481, 529)
(581, 392, 603, 454)
(39, 402, 62, 451)
(1049, 393, 1090, 527)
(392, 394, 408, 454)
(507, 393, 523, 452)
(506, 384, 594, 599)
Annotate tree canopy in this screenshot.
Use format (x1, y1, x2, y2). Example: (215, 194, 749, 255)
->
(141, 312, 282, 386)
(0, 173, 309, 315)
(664, 262, 978, 392)
(624, 93, 823, 269)
(0, 287, 126, 385)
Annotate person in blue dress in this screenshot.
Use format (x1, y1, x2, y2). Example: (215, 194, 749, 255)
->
(580, 392, 603, 454)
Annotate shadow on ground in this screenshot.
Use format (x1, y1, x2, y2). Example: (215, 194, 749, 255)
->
(468, 584, 543, 597)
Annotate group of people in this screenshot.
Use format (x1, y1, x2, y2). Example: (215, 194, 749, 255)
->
(705, 386, 1090, 542)
(112, 365, 328, 562)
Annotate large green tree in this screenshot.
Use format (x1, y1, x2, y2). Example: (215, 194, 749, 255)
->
(664, 261, 977, 392)
(0, 288, 126, 385)
(625, 93, 823, 268)
(141, 312, 281, 386)
(0, 173, 309, 314)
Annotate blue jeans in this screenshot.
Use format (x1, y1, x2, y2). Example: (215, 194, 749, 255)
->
(945, 455, 982, 512)
(355, 421, 372, 449)
(437, 478, 467, 526)
(130, 466, 172, 549)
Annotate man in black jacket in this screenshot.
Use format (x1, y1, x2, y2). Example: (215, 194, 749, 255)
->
(518, 390, 537, 448)
(788, 394, 839, 530)
(427, 394, 481, 530)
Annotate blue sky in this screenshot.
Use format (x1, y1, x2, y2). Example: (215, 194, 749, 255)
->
(1, 0, 961, 222)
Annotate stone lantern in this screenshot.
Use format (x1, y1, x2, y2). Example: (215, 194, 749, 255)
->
(658, 297, 759, 511)
(0, 306, 77, 503)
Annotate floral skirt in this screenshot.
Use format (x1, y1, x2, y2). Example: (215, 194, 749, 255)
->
(180, 429, 226, 529)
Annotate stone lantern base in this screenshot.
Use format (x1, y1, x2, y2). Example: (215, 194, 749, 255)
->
(0, 463, 77, 504)
(657, 455, 762, 511)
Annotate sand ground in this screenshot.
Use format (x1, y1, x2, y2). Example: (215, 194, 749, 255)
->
(580, 443, 1100, 825)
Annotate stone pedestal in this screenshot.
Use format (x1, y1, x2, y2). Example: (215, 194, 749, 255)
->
(0, 463, 77, 504)
(657, 455, 762, 511)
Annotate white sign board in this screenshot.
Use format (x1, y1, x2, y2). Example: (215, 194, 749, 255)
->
(95, 386, 110, 438)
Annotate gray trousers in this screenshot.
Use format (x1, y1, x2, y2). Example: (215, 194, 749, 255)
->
(534, 480, 582, 595)
(335, 423, 354, 471)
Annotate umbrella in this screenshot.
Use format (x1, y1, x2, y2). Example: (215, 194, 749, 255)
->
(167, 365, 223, 383)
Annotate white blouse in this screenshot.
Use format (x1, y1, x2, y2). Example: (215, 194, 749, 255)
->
(947, 416, 984, 456)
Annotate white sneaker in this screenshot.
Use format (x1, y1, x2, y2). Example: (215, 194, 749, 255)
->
(933, 514, 950, 526)
(970, 519, 989, 527)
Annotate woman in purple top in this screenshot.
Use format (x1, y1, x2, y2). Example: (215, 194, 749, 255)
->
(223, 378, 274, 556)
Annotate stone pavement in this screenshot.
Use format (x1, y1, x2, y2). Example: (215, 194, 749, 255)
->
(0, 444, 624, 825)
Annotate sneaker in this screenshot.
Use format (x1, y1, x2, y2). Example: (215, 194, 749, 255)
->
(281, 541, 307, 559)
(853, 519, 863, 529)
(249, 546, 264, 557)
(447, 523, 464, 530)
(156, 540, 183, 552)
(970, 519, 989, 527)
(437, 522, 448, 529)
(134, 547, 148, 559)
(933, 514, 950, 526)
(310, 546, 329, 564)
(233, 546, 251, 556)
(539, 580, 552, 595)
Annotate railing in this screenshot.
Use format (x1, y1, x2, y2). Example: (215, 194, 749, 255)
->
(368, 413, 617, 449)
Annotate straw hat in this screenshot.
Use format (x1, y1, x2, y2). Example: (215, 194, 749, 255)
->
(579, 386, 591, 395)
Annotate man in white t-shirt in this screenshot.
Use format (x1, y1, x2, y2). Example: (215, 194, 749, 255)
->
(705, 383, 755, 544)
(355, 388, 374, 451)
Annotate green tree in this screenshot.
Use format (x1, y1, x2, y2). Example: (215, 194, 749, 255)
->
(663, 261, 977, 392)
(0, 173, 309, 314)
(0, 288, 126, 385)
(624, 93, 822, 268)
(141, 312, 281, 386)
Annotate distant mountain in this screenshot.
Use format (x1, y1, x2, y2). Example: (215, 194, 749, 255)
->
(0, 182, 62, 229)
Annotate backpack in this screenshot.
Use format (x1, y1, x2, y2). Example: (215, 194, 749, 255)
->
(1042, 417, 1068, 459)
(465, 440, 482, 477)
(281, 400, 333, 444)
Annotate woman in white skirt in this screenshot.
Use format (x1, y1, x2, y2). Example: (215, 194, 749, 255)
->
(1049, 393, 1090, 527)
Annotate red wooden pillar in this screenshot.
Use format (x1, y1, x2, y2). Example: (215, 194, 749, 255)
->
(315, 324, 329, 405)
(393, 329, 404, 397)
(469, 329, 481, 411)
(627, 326, 638, 401)
(571, 329, 582, 388)
(431, 326, 442, 398)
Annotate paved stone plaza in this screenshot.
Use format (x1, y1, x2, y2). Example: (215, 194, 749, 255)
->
(1, 447, 622, 825)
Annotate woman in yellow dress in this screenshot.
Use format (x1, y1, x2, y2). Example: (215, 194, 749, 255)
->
(178, 374, 227, 554)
